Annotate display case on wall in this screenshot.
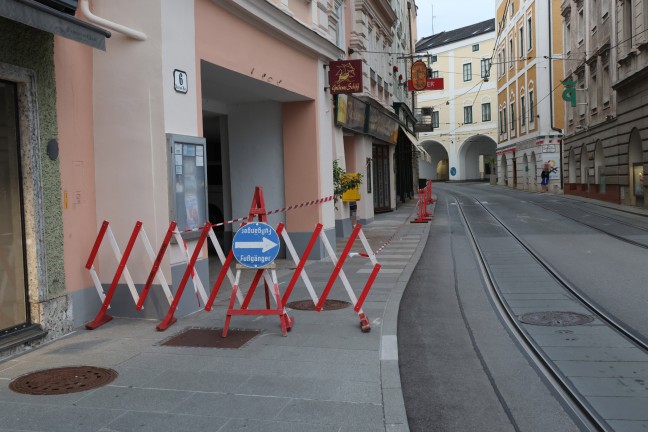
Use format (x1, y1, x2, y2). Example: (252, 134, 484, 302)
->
(167, 134, 208, 239)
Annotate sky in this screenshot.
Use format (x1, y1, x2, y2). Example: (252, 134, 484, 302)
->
(416, 0, 495, 41)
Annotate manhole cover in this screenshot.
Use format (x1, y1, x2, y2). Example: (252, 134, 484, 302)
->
(286, 299, 352, 311)
(160, 327, 259, 348)
(519, 311, 594, 326)
(9, 366, 118, 395)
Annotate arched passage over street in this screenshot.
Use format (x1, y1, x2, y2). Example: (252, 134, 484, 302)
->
(419, 139, 449, 181)
(458, 134, 497, 181)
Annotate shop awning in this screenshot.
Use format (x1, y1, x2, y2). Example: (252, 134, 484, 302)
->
(0, 0, 110, 50)
(400, 126, 431, 163)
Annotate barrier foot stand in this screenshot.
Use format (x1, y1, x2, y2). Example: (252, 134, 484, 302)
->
(223, 268, 289, 337)
(85, 314, 113, 330)
(359, 313, 370, 333)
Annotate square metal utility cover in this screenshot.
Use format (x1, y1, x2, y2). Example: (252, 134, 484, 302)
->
(160, 327, 260, 348)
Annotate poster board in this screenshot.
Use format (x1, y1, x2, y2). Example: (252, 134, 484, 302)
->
(167, 134, 208, 238)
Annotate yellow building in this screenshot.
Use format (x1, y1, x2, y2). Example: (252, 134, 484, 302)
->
(495, 0, 564, 191)
(416, 20, 498, 181)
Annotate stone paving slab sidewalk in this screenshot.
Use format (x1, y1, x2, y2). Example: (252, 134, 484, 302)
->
(0, 201, 431, 432)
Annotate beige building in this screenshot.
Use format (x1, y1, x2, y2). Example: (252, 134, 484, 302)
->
(416, 20, 498, 181)
(496, 0, 565, 192)
(561, 0, 646, 208)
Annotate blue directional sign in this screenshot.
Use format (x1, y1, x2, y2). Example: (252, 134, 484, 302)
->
(450, 167, 457, 176)
(232, 222, 280, 268)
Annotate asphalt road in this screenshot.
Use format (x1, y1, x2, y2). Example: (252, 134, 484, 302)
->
(397, 182, 648, 431)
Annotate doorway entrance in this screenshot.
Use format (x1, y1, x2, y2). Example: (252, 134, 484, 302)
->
(373, 144, 391, 212)
(0, 80, 28, 332)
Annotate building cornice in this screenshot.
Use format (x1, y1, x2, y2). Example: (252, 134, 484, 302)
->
(211, 0, 344, 61)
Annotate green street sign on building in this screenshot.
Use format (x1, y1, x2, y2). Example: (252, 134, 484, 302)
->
(562, 80, 577, 108)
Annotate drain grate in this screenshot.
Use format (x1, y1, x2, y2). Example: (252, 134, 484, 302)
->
(286, 299, 352, 311)
(9, 366, 118, 395)
(160, 327, 259, 348)
(519, 311, 594, 326)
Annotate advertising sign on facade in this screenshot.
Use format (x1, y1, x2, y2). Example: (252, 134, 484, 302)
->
(368, 106, 399, 145)
(335, 94, 368, 134)
(407, 78, 444, 91)
(410, 61, 428, 91)
(329, 60, 363, 94)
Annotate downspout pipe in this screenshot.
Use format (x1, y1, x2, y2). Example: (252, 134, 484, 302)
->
(80, 0, 147, 41)
(547, 0, 563, 189)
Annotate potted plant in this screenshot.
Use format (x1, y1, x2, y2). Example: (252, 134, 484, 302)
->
(333, 160, 363, 204)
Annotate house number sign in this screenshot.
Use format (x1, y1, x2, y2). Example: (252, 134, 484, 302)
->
(174, 69, 188, 94)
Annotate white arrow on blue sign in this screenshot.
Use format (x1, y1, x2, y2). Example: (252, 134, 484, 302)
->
(232, 222, 280, 268)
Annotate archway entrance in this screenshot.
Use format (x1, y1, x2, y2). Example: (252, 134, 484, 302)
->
(580, 144, 589, 188)
(629, 129, 644, 207)
(530, 152, 537, 191)
(500, 154, 508, 185)
(522, 154, 529, 189)
(458, 134, 497, 180)
(419, 140, 449, 181)
(594, 140, 605, 193)
(568, 147, 576, 184)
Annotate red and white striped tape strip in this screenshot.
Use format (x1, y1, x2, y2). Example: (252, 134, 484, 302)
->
(179, 195, 336, 233)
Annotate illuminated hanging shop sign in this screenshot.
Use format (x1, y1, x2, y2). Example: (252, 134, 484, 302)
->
(328, 60, 363, 94)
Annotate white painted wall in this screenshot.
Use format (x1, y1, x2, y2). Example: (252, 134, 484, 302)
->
(317, 59, 335, 229)
(228, 102, 285, 228)
(161, 0, 198, 137)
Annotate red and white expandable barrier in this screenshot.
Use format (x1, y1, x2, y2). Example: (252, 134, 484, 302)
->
(410, 188, 432, 223)
(316, 224, 380, 332)
(85, 221, 176, 329)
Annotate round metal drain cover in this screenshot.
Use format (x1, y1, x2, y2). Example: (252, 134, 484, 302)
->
(286, 299, 351, 311)
(9, 366, 118, 395)
(519, 311, 594, 327)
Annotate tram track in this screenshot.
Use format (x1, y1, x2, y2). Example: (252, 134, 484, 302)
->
(448, 189, 648, 432)
(474, 185, 648, 249)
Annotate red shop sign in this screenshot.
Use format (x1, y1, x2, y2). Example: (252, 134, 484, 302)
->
(407, 78, 445, 92)
(329, 60, 363, 95)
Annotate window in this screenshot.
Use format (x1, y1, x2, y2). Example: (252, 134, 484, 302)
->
(498, 52, 502, 76)
(481, 58, 491, 79)
(472, 44, 480, 51)
(430, 70, 439, 78)
(590, 67, 598, 110)
(520, 27, 524, 57)
(528, 17, 533, 50)
(529, 90, 535, 123)
(430, 55, 438, 63)
(510, 102, 515, 131)
(482, 103, 491, 122)
(602, 60, 611, 106)
(578, 73, 586, 117)
(463, 63, 472, 81)
(509, 39, 514, 68)
(565, 22, 571, 54)
(578, 8, 584, 44)
(503, 47, 507, 72)
(335, 1, 344, 49)
(591, 0, 598, 31)
(602, 0, 609, 19)
(432, 111, 440, 128)
(502, 107, 507, 133)
(624, 0, 633, 52)
(464, 106, 473, 124)
(521, 95, 526, 126)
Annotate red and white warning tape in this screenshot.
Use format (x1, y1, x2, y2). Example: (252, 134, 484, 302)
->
(180, 195, 336, 233)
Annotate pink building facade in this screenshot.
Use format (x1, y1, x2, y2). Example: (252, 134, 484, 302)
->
(0, 0, 416, 352)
